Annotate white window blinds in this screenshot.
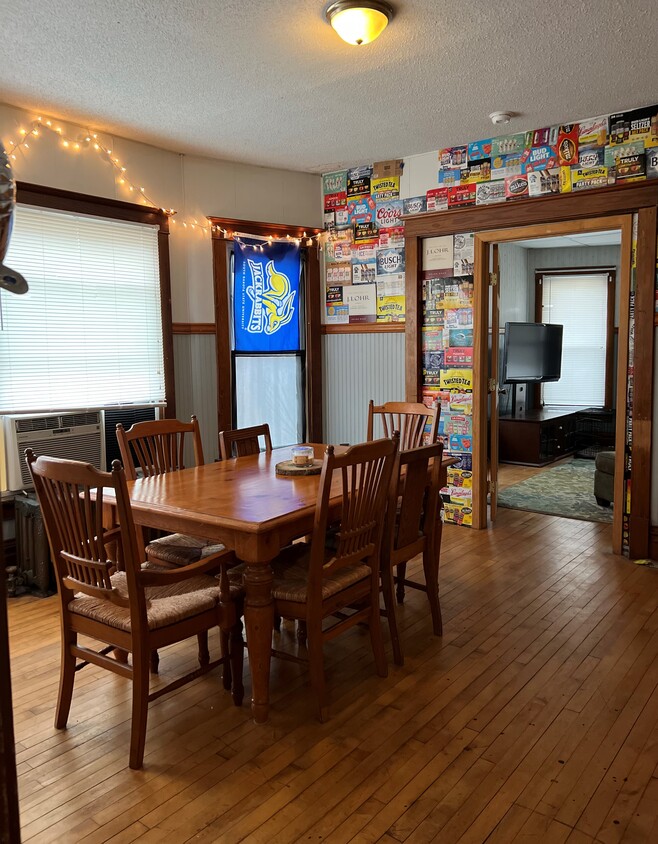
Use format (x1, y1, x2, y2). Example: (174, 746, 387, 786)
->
(541, 273, 609, 407)
(0, 204, 165, 413)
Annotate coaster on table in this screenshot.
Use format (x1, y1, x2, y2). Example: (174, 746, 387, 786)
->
(275, 459, 323, 476)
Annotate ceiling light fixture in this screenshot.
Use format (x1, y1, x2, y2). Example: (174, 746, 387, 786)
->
(325, 1, 394, 46)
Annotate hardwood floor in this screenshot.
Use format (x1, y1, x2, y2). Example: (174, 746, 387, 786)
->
(7, 508, 658, 842)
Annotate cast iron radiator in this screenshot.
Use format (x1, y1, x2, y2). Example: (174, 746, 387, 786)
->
(13, 496, 52, 597)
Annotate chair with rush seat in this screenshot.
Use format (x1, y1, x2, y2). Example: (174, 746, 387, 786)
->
(116, 415, 241, 676)
(26, 451, 244, 770)
(219, 423, 273, 460)
(367, 400, 440, 450)
(268, 436, 398, 721)
(381, 442, 444, 665)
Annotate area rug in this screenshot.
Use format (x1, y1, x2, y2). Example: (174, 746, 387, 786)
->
(498, 459, 613, 524)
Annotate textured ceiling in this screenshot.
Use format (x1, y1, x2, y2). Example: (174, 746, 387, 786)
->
(3, 0, 657, 173)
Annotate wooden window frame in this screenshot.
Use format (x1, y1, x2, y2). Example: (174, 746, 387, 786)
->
(14, 182, 176, 417)
(209, 217, 323, 442)
(533, 266, 616, 410)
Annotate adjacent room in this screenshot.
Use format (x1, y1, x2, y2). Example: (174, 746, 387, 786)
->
(2, 2, 658, 842)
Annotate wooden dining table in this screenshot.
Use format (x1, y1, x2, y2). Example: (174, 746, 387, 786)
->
(118, 443, 453, 723)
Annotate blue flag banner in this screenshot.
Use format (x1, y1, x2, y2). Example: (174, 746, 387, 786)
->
(233, 238, 302, 352)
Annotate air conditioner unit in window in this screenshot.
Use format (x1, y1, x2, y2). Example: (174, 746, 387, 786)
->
(1, 410, 105, 491)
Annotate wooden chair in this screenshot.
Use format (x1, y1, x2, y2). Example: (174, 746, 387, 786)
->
(269, 435, 399, 720)
(116, 416, 226, 568)
(381, 442, 444, 666)
(116, 416, 238, 674)
(367, 400, 440, 450)
(219, 424, 273, 460)
(26, 451, 244, 770)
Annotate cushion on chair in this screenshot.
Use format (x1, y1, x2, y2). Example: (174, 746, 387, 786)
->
(68, 569, 238, 632)
(270, 543, 371, 604)
(146, 533, 226, 566)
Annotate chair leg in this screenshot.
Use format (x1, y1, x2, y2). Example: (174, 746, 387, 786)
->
(230, 620, 244, 707)
(273, 614, 282, 632)
(369, 597, 388, 679)
(296, 620, 308, 645)
(381, 567, 403, 666)
(422, 544, 443, 637)
(307, 620, 328, 722)
(396, 562, 407, 604)
(129, 650, 150, 770)
(197, 631, 210, 668)
(55, 632, 77, 729)
(150, 650, 160, 674)
(220, 629, 232, 690)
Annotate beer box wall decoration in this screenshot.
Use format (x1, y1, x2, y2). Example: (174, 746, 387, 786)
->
(321, 101, 658, 326)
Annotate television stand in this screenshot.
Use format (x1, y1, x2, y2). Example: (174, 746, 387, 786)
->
(499, 406, 582, 466)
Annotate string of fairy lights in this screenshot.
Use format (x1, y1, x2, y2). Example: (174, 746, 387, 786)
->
(4, 115, 325, 248)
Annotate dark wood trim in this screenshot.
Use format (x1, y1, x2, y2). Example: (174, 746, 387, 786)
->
(472, 236, 489, 529)
(404, 234, 421, 403)
(403, 182, 658, 237)
(208, 217, 322, 241)
(17, 181, 169, 229)
(16, 182, 175, 418)
(0, 519, 21, 844)
(158, 229, 175, 420)
(211, 219, 324, 442)
(212, 237, 233, 435)
(650, 527, 658, 562)
(533, 268, 616, 409)
(305, 247, 323, 441)
(629, 206, 657, 560)
(321, 322, 405, 334)
(172, 323, 216, 335)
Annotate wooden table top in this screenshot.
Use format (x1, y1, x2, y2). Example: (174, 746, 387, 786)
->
(127, 444, 344, 536)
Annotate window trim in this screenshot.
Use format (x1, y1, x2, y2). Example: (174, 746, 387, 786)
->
(534, 266, 616, 409)
(210, 216, 323, 441)
(15, 182, 176, 417)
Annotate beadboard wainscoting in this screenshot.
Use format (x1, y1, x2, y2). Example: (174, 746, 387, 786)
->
(322, 332, 405, 446)
(173, 333, 219, 463)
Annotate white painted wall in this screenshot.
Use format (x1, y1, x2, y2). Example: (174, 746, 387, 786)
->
(0, 102, 322, 324)
(0, 101, 321, 465)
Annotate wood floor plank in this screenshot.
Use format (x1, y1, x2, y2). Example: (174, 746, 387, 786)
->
(7, 509, 658, 843)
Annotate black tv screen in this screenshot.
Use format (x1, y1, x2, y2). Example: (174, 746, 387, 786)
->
(502, 322, 563, 383)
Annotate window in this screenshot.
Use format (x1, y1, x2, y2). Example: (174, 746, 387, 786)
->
(0, 203, 166, 413)
(540, 272, 611, 407)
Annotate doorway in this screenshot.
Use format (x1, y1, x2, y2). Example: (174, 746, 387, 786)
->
(492, 233, 620, 526)
(474, 215, 633, 554)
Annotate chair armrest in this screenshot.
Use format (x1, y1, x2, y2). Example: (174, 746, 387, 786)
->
(138, 548, 237, 586)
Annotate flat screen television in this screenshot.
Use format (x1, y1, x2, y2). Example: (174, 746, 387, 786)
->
(502, 322, 563, 383)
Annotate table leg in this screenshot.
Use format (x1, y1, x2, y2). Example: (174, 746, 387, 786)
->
(243, 562, 274, 723)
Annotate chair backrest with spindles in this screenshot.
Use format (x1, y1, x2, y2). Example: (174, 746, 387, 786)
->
(219, 424, 273, 460)
(116, 416, 204, 481)
(26, 452, 145, 617)
(385, 442, 444, 566)
(307, 435, 399, 608)
(367, 400, 440, 451)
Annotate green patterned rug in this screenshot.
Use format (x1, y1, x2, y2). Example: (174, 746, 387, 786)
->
(498, 459, 613, 524)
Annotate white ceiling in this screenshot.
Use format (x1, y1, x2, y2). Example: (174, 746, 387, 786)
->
(513, 231, 622, 249)
(3, 1, 658, 173)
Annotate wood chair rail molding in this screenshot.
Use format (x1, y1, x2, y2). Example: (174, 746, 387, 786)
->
(403, 182, 658, 559)
(210, 216, 324, 442)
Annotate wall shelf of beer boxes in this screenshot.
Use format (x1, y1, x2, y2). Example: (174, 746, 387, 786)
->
(321, 102, 658, 328)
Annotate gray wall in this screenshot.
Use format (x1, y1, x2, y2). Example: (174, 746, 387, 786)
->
(322, 333, 405, 446)
(173, 334, 219, 463)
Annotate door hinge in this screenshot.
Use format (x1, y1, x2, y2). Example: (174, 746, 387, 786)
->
(489, 272, 498, 287)
(488, 377, 497, 393)
(487, 480, 497, 495)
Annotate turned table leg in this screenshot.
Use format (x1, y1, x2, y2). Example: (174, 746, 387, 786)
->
(243, 561, 274, 723)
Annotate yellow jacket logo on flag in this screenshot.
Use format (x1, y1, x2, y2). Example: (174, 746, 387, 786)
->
(247, 259, 297, 336)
